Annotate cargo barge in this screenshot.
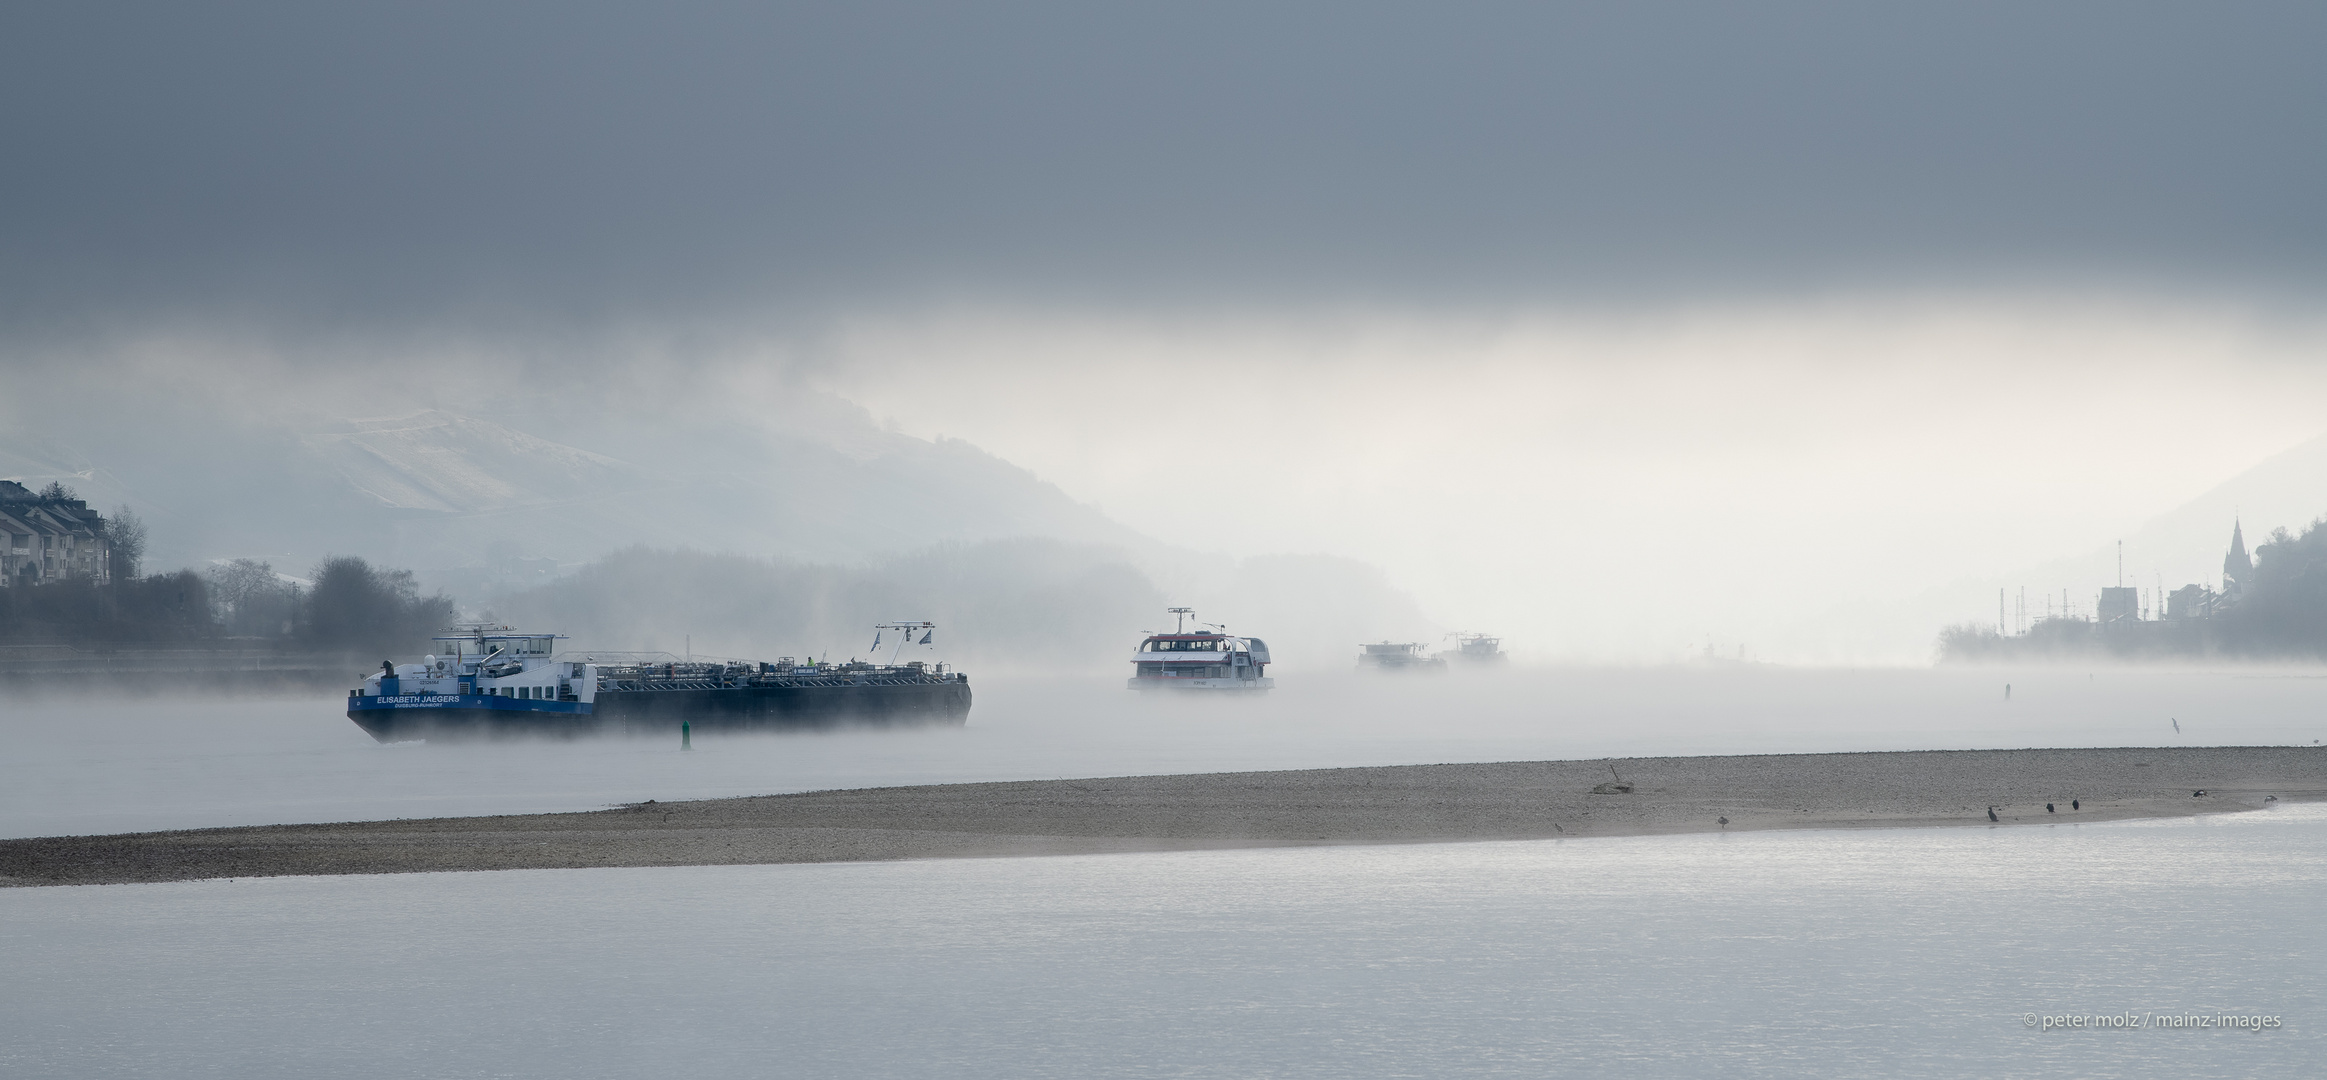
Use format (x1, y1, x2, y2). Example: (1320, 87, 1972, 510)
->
(1357, 641, 1446, 672)
(347, 625, 969, 741)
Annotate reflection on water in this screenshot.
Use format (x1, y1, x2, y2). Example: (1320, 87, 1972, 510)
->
(4, 667, 2325, 838)
(3, 806, 2319, 1078)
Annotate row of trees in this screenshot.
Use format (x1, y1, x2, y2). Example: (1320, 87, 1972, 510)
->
(2216, 521, 2327, 654)
(0, 555, 453, 656)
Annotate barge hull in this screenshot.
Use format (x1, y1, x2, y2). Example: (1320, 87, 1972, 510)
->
(347, 681, 971, 742)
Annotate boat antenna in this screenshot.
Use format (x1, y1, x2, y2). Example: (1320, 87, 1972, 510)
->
(874, 621, 935, 665)
(1168, 606, 1194, 633)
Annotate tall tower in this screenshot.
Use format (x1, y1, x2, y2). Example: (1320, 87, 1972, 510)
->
(2223, 519, 2252, 600)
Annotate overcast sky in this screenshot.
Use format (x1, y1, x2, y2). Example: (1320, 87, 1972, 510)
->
(6, 3, 2325, 660)
(4, 1, 2323, 329)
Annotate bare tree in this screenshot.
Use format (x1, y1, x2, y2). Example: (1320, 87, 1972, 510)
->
(105, 506, 147, 581)
(207, 558, 298, 637)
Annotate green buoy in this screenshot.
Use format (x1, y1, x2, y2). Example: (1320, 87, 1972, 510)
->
(681, 720, 692, 751)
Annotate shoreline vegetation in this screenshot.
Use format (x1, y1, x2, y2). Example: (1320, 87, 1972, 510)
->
(5, 746, 2320, 888)
(0, 556, 444, 694)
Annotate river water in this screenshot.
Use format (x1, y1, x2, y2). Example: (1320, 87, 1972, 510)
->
(6, 666, 2321, 1076)
(3, 805, 2318, 1078)
(5, 666, 2325, 838)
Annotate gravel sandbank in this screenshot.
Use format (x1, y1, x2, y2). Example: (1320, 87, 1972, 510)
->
(4, 746, 2321, 887)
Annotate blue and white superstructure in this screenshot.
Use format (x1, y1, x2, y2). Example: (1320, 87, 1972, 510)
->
(355, 629, 594, 719)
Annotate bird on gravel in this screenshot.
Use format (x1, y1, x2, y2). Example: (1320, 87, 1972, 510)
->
(1987, 807, 1999, 822)
(1717, 816, 1729, 830)
(2046, 803, 2055, 813)
(2072, 799, 2080, 810)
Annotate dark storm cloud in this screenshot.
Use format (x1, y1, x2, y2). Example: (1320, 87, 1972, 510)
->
(2, 1, 2322, 328)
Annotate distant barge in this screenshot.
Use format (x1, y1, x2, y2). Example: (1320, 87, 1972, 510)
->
(347, 626, 970, 741)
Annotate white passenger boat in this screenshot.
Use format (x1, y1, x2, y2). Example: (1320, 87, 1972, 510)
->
(1127, 607, 1274, 692)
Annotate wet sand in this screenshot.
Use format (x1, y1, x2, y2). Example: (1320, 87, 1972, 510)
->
(4, 745, 2321, 887)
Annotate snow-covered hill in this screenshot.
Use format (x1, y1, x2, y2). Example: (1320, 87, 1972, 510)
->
(299, 411, 647, 514)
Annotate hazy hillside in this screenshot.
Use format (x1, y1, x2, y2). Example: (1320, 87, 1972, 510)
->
(486, 542, 1436, 674)
(2, 384, 1444, 670)
(0, 391, 1149, 585)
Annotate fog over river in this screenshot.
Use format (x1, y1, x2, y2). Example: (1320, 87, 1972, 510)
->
(9, 5, 2327, 1076)
(9, 667, 2324, 840)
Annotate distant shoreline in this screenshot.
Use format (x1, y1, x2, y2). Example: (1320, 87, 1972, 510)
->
(4, 746, 2322, 887)
(0, 646, 354, 696)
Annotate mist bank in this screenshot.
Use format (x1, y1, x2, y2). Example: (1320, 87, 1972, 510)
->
(488, 541, 1430, 674)
(14, 300, 2327, 666)
(819, 300, 2327, 665)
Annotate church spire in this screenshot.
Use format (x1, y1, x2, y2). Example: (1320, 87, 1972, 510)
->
(2224, 518, 2252, 597)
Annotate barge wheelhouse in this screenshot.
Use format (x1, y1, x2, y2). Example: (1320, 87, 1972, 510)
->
(1441, 632, 1507, 664)
(1357, 641, 1448, 672)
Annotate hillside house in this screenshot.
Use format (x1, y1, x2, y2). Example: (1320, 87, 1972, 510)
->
(0, 480, 111, 586)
